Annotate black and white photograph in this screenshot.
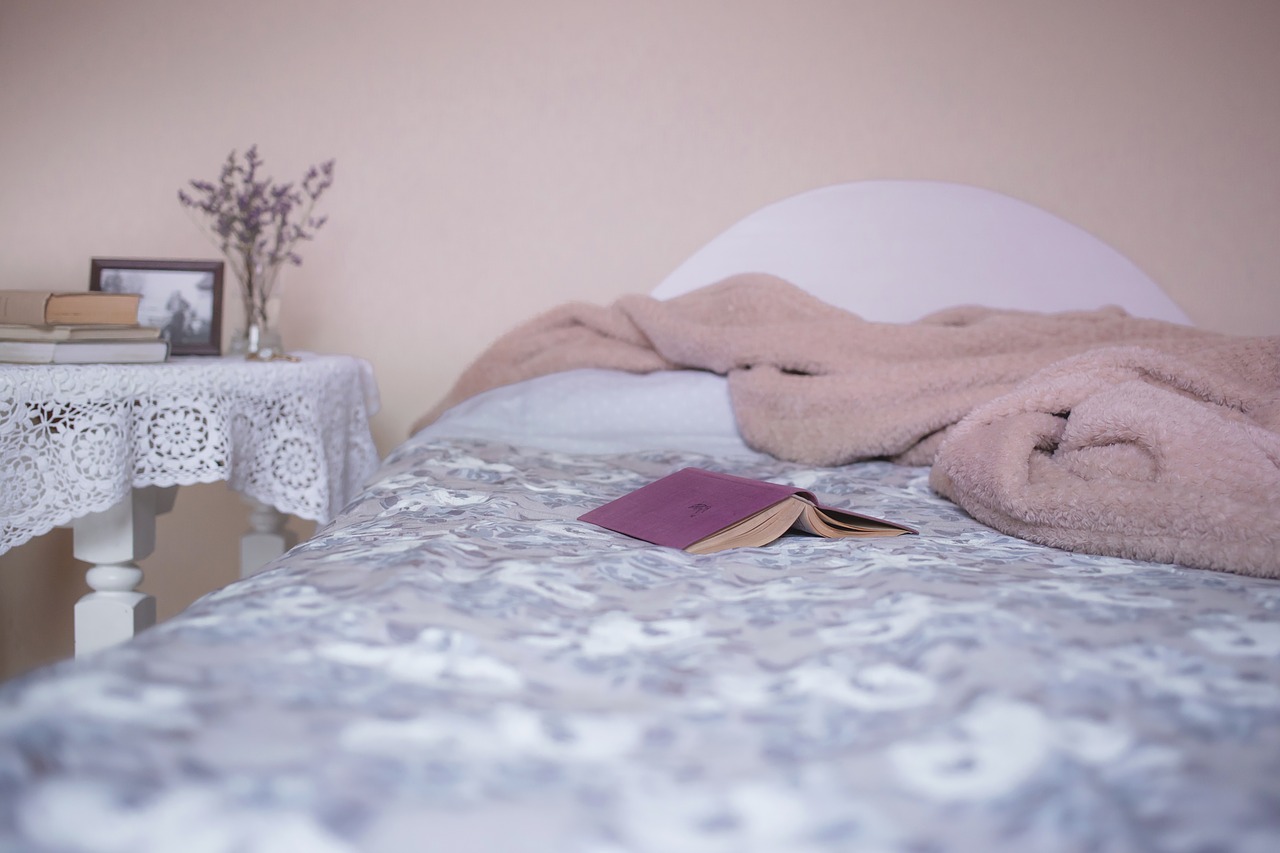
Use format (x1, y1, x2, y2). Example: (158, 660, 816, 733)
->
(89, 258, 223, 355)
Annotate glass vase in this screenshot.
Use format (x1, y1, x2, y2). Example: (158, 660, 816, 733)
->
(229, 318, 284, 359)
(228, 262, 285, 359)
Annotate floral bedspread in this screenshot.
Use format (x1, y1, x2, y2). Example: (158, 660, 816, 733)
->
(2, 435, 1279, 852)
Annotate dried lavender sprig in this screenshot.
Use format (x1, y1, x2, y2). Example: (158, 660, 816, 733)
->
(177, 147, 335, 312)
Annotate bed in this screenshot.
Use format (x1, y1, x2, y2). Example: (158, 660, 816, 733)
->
(2, 181, 1278, 853)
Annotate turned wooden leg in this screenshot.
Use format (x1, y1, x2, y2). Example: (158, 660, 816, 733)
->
(71, 486, 177, 656)
(240, 498, 297, 578)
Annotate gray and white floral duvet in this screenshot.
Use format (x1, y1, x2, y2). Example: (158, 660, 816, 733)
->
(2, 434, 1278, 852)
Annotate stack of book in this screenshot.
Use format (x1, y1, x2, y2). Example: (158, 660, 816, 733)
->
(0, 290, 170, 364)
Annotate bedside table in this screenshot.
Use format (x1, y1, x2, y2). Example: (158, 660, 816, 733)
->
(0, 353, 381, 656)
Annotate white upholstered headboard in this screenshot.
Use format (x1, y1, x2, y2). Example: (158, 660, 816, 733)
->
(652, 180, 1191, 325)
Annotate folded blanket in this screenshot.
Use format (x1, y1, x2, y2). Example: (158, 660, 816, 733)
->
(931, 342, 1280, 576)
(415, 274, 1279, 576)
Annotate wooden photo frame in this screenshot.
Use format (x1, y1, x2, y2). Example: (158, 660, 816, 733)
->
(90, 258, 224, 356)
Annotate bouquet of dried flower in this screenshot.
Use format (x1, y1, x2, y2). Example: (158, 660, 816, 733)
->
(178, 146, 334, 356)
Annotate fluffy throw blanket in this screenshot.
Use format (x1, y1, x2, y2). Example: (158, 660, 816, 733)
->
(415, 274, 1280, 577)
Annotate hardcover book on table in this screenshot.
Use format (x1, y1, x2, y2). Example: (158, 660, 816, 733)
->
(0, 323, 162, 342)
(0, 338, 170, 364)
(0, 290, 142, 326)
(579, 467, 915, 554)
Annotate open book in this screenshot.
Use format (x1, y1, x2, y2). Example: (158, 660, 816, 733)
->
(579, 467, 916, 554)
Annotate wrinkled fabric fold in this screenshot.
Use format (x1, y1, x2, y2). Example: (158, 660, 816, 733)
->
(930, 343, 1280, 577)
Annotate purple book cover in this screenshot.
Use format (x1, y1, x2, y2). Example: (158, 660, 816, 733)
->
(578, 467, 813, 549)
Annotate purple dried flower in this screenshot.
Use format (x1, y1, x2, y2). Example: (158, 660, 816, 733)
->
(178, 146, 335, 318)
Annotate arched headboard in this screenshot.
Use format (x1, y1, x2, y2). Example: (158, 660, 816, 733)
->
(652, 180, 1191, 324)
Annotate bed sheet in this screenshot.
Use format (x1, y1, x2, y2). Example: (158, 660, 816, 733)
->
(3, 431, 1278, 852)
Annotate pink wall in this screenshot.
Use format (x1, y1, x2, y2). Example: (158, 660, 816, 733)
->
(2, 0, 1278, 677)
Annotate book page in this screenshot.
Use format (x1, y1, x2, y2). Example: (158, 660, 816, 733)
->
(792, 497, 914, 537)
(686, 498, 802, 554)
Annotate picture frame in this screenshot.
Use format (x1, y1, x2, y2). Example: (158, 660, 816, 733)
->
(89, 258, 224, 356)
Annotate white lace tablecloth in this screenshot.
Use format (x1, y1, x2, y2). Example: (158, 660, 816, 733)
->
(0, 353, 381, 556)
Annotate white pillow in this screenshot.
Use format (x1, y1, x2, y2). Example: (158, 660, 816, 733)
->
(415, 368, 752, 456)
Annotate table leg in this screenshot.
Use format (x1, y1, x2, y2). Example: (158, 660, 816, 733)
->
(71, 486, 177, 657)
(240, 498, 297, 578)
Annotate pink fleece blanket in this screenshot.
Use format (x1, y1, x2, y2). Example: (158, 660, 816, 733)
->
(415, 275, 1280, 577)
